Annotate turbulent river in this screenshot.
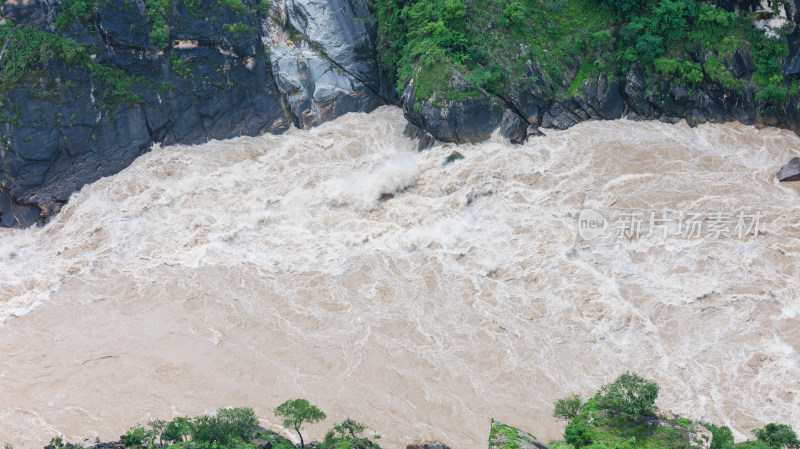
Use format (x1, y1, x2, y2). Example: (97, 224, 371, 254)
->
(1, 106, 799, 448)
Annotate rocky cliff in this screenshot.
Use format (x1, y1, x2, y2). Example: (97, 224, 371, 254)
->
(3, 0, 800, 227)
(0, 0, 388, 227)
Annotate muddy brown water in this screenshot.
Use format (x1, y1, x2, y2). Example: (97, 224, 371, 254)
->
(1, 107, 798, 448)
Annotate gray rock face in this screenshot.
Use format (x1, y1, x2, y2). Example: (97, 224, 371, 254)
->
(777, 157, 800, 181)
(272, 41, 383, 128)
(1, 0, 61, 28)
(286, 0, 380, 92)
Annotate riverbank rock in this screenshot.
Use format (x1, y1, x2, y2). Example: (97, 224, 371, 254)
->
(489, 420, 548, 449)
(401, 68, 505, 144)
(777, 157, 800, 181)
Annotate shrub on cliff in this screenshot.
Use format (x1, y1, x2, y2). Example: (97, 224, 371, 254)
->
(274, 399, 327, 448)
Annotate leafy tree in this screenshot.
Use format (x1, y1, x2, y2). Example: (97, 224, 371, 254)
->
(162, 417, 193, 443)
(274, 399, 327, 448)
(192, 414, 227, 448)
(148, 419, 167, 446)
(753, 424, 800, 449)
(49, 436, 63, 449)
(553, 394, 583, 421)
(595, 372, 659, 420)
(333, 418, 367, 438)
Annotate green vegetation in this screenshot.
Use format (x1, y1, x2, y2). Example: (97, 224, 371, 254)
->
(55, 0, 96, 31)
(162, 416, 193, 443)
(217, 0, 248, 14)
(146, 0, 171, 47)
(332, 418, 367, 438)
(122, 424, 156, 447)
(553, 394, 583, 421)
(223, 22, 257, 38)
(753, 423, 800, 449)
(0, 23, 86, 96)
(552, 373, 798, 449)
(274, 399, 327, 448)
(595, 371, 659, 420)
(0, 22, 148, 110)
(370, 0, 795, 105)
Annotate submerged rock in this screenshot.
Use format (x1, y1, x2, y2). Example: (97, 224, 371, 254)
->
(443, 151, 464, 165)
(777, 157, 800, 181)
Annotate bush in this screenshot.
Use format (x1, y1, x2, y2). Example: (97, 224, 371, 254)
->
(122, 424, 155, 447)
(703, 422, 735, 449)
(553, 394, 583, 421)
(595, 372, 659, 420)
(565, 420, 593, 448)
(753, 424, 800, 449)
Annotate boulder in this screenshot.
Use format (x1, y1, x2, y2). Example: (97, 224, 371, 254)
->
(443, 151, 464, 165)
(498, 109, 529, 144)
(777, 156, 800, 181)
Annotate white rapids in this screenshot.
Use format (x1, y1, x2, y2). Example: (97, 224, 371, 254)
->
(0, 106, 799, 448)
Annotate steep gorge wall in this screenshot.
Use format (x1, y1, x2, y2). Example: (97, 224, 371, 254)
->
(0, 0, 388, 227)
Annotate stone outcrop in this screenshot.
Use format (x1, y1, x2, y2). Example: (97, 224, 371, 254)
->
(401, 68, 505, 144)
